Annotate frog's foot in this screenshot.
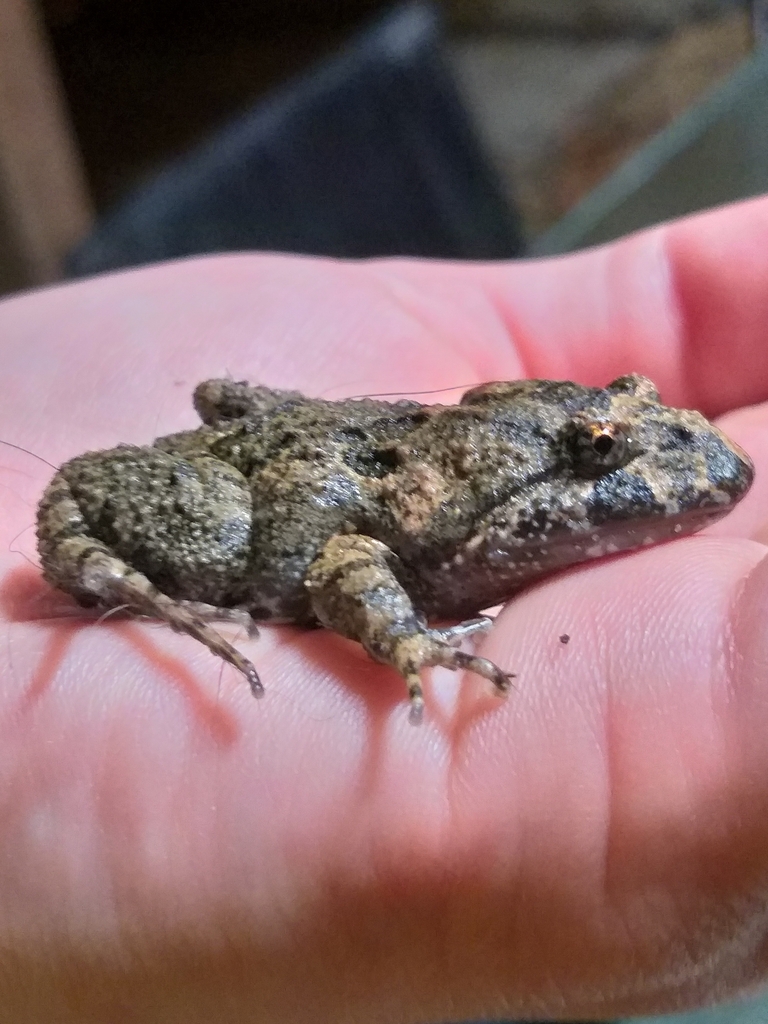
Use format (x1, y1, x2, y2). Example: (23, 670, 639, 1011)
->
(305, 534, 513, 724)
(173, 601, 260, 639)
(385, 635, 513, 725)
(44, 538, 263, 697)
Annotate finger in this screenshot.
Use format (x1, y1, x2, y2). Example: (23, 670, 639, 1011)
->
(5, 194, 768, 466)
(710, 400, 768, 541)
(467, 194, 768, 416)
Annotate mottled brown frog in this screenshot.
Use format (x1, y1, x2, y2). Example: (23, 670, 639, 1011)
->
(36, 374, 753, 722)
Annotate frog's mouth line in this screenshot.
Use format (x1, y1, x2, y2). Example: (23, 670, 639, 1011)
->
(543, 499, 728, 571)
(419, 500, 739, 622)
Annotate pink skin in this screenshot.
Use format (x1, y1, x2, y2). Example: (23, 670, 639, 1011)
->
(0, 196, 768, 1023)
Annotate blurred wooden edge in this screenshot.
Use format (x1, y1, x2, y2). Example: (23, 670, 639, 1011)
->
(517, 9, 755, 234)
(0, 0, 93, 293)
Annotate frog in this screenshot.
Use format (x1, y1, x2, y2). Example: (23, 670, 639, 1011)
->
(35, 373, 754, 722)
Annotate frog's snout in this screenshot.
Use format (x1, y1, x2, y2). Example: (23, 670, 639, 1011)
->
(705, 427, 754, 502)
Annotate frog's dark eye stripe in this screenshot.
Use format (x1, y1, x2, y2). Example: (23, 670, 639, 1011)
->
(567, 419, 633, 476)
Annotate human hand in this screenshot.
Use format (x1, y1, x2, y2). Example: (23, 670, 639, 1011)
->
(1, 196, 767, 1023)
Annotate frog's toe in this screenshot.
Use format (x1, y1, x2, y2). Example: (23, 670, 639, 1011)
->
(406, 677, 425, 725)
(390, 631, 513, 709)
(431, 645, 515, 696)
(175, 601, 261, 638)
(431, 616, 495, 647)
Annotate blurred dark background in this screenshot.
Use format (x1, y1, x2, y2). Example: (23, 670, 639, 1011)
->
(1, 0, 765, 294)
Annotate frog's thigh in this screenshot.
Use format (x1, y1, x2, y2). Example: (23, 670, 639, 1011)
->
(305, 535, 512, 723)
(37, 449, 263, 695)
(79, 447, 252, 602)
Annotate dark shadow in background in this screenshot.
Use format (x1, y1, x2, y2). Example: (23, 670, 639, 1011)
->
(66, 1, 522, 276)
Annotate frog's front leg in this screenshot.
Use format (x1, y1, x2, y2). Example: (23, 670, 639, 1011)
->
(305, 535, 513, 723)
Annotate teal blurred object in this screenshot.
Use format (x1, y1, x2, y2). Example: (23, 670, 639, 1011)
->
(532, 45, 768, 256)
(625, 991, 768, 1024)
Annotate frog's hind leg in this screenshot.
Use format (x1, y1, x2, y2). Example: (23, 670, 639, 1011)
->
(305, 535, 512, 724)
(36, 459, 263, 696)
(173, 602, 260, 638)
(49, 538, 264, 696)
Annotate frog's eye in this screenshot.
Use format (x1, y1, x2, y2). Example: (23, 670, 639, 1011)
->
(568, 419, 632, 475)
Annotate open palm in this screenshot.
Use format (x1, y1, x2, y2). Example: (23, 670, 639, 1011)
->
(1, 196, 767, 1023)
